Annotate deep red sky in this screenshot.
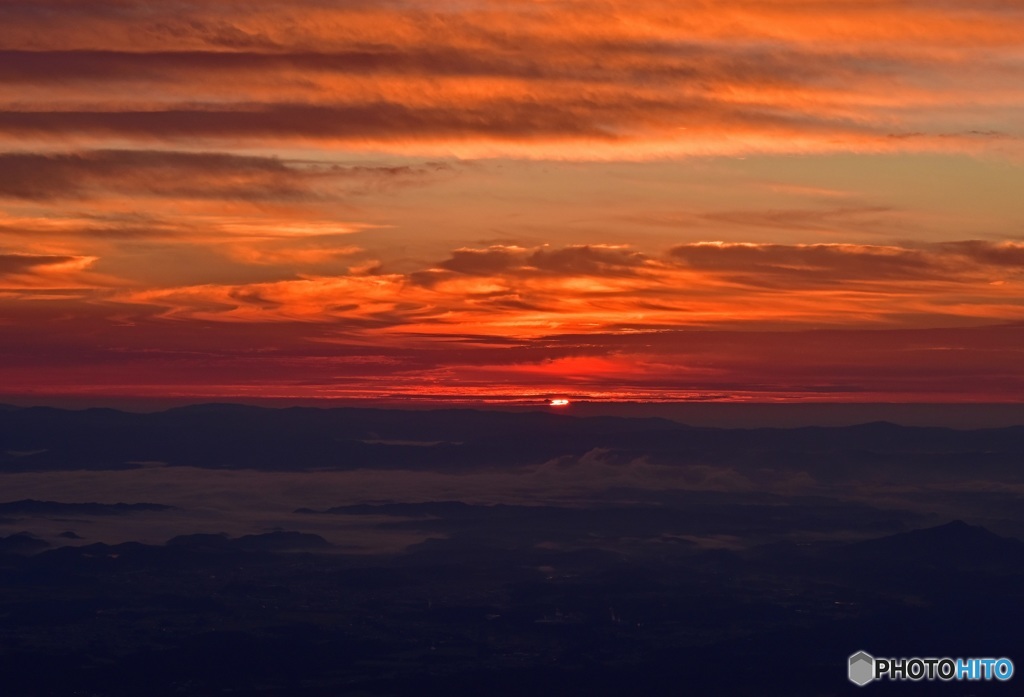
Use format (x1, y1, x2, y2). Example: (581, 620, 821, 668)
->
(2, 0, 1024, 404)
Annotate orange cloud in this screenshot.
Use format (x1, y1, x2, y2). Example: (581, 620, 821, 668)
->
(0, 252, 115, 297)
(100, 241, 1024, 337)
(0, 1, 1022, 157)
(0, 150, 451, 202)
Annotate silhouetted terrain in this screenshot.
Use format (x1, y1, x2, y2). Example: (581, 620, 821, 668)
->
(1, 405, 1021, 695)
(2, 404, 1023, 475)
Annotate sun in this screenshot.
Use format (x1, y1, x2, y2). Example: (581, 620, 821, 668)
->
(549, 398, 570, 407)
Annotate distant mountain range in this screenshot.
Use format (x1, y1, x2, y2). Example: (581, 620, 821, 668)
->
(0, 403, 1021, 474)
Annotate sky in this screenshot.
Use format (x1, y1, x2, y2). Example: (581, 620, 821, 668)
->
(2, 0, 1024, 405)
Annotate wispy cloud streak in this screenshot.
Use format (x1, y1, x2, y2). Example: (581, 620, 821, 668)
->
(0, 1, 1022, 155)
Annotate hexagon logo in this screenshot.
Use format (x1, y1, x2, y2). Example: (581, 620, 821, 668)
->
(849, 651, 875, 686)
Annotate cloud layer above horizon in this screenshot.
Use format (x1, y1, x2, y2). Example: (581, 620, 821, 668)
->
(2, 0, 1024, 403)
